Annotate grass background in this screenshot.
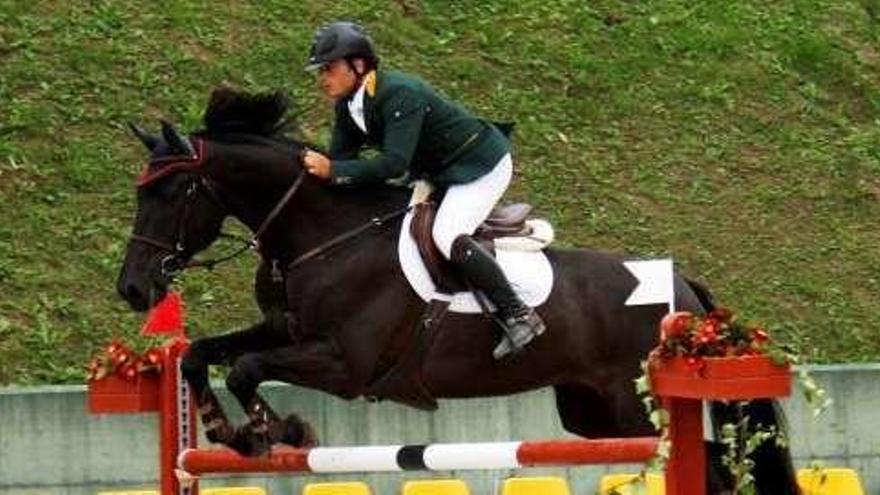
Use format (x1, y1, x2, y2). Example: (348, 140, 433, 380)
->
(0, 1, 878, 384)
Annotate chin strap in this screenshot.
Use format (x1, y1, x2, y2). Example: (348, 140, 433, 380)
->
(343, 62, 376, 99)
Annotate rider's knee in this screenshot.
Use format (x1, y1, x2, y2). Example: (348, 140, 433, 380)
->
(432, 225, 462, 260)
(449, 234, 477, 263)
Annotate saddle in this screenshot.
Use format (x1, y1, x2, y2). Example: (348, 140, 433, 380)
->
(410, 200, 542, 294)
(363, 192, 554, 411)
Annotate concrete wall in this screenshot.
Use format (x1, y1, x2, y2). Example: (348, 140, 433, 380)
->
(1, 364, 877, 494)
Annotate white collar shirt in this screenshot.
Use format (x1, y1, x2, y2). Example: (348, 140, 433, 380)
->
(347, 80, 368, 134)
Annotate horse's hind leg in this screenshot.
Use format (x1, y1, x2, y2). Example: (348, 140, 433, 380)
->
(554, 372, 657, 438)
(553, 384, 620, 438)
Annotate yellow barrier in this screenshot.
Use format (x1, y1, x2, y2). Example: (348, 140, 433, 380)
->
(303, 482, 372, 495)
(201, 489, 266, 495)
(401, 479, 470, 495)
(500, 476, 571, 495)
(599, 473, 665, 495)
(797, 468, 865, 495)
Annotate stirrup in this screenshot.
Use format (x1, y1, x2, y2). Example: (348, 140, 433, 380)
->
(492, 309, 546, 360)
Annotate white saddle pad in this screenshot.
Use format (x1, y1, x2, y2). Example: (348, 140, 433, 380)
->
(398, 211, 554, 313)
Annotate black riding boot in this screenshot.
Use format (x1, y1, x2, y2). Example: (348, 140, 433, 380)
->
(450, 235, 546, 359)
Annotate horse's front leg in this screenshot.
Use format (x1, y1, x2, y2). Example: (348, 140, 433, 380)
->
(224, 336, 357, 455)
(180, 312, 293, 447)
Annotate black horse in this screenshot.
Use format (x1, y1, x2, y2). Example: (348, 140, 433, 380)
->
(116, 88, 799, 494)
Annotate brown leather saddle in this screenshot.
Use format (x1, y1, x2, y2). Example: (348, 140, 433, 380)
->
(410, 200, 533, 294)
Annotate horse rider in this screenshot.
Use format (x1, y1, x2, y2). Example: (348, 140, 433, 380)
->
(301, 21, 545, 359)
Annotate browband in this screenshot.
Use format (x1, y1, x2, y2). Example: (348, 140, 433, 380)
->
(136, 138, 206, 187)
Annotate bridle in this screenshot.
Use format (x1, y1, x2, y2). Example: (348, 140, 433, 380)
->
(129, 175, 259, 278)
(129, 142, 307, 279)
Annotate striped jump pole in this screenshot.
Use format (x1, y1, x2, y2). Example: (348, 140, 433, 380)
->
(178, 437, 660, 475)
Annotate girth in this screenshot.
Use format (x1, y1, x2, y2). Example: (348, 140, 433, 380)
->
(363, 299, 449, 411)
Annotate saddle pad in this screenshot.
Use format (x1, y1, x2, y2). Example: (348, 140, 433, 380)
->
(398, 211, 554, 313)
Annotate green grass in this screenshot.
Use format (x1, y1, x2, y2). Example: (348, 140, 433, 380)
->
(1, 0, 878, 384)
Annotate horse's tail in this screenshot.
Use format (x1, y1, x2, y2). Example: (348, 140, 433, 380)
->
(685, 277, 717, 313)
(709, 400, 801, 494)
(687, 278, 801, 494)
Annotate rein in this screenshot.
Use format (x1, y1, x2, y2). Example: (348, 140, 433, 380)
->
(251, 170, 306, 245)
(287, 204, 411, 270)
(175, 171, 306, 274)
(132, 159, 410, 278)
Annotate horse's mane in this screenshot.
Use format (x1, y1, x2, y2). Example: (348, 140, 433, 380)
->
(198, 85, 293, 138)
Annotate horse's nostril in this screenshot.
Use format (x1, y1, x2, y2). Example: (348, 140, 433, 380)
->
(120, 283, 146, 307)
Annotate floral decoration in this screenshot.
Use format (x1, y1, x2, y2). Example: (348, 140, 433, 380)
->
(653, 307, 780, 366)
(87, 339, 164, 382)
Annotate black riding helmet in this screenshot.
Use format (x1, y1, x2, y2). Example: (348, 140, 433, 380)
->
(306, 21, 379, 72)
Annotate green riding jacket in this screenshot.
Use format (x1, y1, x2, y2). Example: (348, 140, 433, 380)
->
(329, 70, 510, 187)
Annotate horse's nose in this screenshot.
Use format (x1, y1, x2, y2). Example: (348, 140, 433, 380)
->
(118, 280, 149, 312)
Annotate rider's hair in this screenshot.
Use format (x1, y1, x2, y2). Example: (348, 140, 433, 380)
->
(344, 56, 378, 77)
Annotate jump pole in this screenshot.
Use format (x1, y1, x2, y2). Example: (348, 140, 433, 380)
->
(178, 437, 661, 475)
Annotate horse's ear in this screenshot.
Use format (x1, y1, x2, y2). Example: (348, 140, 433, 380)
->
(128, 122, 161, 151)
(160, 120, 196, 157)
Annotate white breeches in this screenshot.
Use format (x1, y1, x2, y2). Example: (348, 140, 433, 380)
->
(432, 153, 513, 259)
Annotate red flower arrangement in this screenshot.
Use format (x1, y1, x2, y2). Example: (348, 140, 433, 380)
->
(86, 339, 164, 382)
(653, 307, 778, 369)
(87, 291, 187, 382)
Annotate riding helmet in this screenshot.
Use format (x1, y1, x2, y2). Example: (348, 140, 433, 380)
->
(306, 21, 378, 72)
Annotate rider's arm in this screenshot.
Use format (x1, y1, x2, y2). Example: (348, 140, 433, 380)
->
(330, 87, 425, 185)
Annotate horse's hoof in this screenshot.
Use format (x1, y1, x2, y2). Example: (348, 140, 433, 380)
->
(204, 420, 236, 444)
(300, 421, 319, 448)
(227, 426, 270, 458)
(279, 414, 319, 448)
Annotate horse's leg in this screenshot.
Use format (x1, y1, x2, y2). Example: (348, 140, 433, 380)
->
(223, 349, 318, 456)
(709, 399, 799, 495)
(222, 337, 355, 455)
(553, 384, 617, 437)
(180, 312, 293, 446)
(553, 370, 656, 438)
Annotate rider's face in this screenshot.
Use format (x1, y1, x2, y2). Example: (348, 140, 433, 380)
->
(317, 59, 357, 102)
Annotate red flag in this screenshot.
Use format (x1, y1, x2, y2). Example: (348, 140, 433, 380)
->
(141, 291, 185, 337)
